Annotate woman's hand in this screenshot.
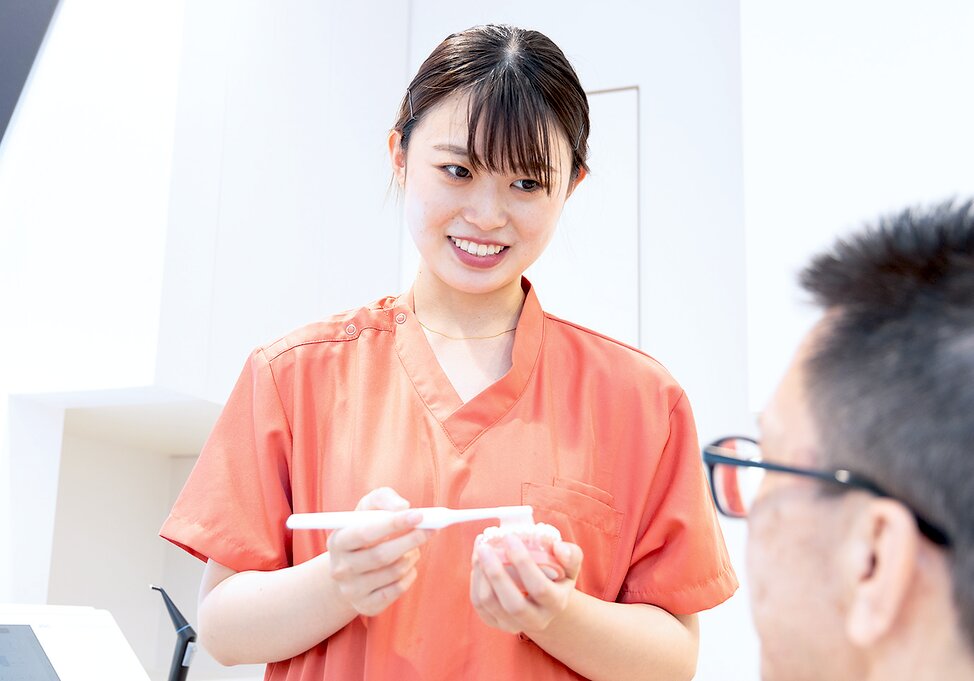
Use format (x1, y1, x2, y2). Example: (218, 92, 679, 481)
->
(470, 534, 583, 634)
(327, 487, 431, 617)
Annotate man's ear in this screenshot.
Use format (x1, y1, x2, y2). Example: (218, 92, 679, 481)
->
(844, 498, 918, 647)
(388, 130, 407, 188)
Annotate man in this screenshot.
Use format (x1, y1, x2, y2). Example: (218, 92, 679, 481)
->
(704, 200, 974, 680)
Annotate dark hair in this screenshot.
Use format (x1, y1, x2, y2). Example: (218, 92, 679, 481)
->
(393, 24, 590, 194)
(800, 199, 974, 648)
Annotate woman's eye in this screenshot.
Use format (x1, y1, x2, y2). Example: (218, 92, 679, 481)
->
(513, 178, 542, 192)
(443, 164, 471, 179)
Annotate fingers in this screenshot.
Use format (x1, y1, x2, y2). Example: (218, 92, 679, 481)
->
(480, 542, 533, 612)
(329, 533, 428, 616)
(329, 527, 428, 578)
(469, 536, 584, 635)
(327, 488, 431, 617)
(503, 537, 552, 597)
(340, 551, 422, 617)
(357, 560, 420, 616)
(328, 509, 425, 553)
(346, 549, 420, 592)
(552, 540, 583, 580)
(470, 548, 514, 632)
(356, 486, 411, 512)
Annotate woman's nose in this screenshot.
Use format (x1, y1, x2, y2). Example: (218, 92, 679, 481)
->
(462, 184, 508, 231)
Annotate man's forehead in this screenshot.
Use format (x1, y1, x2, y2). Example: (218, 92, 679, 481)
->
(760, 321, 827, 466)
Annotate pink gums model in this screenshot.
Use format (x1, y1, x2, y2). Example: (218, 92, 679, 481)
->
(477, 522, 566, 588)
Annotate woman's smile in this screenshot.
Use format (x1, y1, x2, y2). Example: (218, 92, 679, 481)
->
(390, 91, 580, 298)
(449, 236, 510, 269)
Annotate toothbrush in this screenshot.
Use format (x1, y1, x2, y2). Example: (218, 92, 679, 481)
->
(286, 505, 534, 530)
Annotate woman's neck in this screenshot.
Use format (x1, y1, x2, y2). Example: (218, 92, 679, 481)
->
(411, 270, 526, 339)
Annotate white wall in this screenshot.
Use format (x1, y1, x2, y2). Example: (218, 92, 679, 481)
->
(47, 429, 172, 677)
(0, 0, 183, 395)
(0, 0, 186, 603)
(156, 1, 410, 402)
(43, 405, 260, 681)
(742, 0, 974, 411)
(5, 396, 65, 602)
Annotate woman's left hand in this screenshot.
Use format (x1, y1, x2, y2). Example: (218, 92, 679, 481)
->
(470, 535, 583, 635)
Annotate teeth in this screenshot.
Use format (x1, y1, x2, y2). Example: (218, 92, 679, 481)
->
(451, 237, 506, 257)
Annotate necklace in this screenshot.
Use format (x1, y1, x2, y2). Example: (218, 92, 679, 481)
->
(416, 319, 517, 341)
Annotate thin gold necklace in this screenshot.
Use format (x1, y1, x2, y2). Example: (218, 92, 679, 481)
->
(416, 319, 517, 341)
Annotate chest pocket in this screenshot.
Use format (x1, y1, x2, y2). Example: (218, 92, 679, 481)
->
(522, 479, 624, 601)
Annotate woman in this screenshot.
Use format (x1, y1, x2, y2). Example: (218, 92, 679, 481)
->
(161, 24, 737, 681)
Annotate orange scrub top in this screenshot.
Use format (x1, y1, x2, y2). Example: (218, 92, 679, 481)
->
(161, 280, 737, 681)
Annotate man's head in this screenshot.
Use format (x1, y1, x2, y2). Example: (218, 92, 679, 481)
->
(749, 200, 974, 680)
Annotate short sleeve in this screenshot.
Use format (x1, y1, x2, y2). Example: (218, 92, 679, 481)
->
(159, 347, 294, 572)
(618, 391, 738, 614)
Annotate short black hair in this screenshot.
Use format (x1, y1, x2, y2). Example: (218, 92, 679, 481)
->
(801, 198, 974, 649)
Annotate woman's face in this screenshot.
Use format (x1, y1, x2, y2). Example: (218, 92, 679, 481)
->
(390, 92, 583, 297)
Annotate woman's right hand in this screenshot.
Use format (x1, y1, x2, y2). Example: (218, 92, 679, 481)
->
(326, 487, 431, 616)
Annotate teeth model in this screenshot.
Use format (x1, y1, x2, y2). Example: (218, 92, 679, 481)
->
(451, 237, 507, 257)
(476, 522, 565, 587)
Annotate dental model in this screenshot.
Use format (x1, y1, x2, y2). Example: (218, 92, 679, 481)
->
(476, 522, 566, 587)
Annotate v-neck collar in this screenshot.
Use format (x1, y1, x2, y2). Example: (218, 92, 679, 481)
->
(392, 278, 545, 453)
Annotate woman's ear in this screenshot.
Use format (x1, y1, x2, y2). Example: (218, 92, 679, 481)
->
(566, 166, 587, 198)
(388, 130, 407, 188)
(844, 498, 918, 647)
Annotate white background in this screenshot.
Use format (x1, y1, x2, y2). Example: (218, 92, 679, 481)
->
(1, 1, 972, 679)
(742, 1, 974, 411)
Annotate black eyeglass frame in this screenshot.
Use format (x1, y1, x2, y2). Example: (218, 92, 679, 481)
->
(703, 435, 951, 547)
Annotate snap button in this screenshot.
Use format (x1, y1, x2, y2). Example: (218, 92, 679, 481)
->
(345, 323, 356, 335)
(395, 312, 407, 324)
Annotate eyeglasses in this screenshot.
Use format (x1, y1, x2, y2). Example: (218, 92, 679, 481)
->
(702, 435, 951, 547)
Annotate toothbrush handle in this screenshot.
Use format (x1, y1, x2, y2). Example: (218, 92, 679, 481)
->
(286, 505, 533, 530)
(437, 506, 534, 526)
(286, 510, 396, 529)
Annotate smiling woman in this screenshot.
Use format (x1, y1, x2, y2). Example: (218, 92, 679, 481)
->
(160, 23, 737, 681)
(390, 89, 582, 340)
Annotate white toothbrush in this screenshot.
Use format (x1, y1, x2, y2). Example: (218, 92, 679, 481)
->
(286, 505, 534, 530)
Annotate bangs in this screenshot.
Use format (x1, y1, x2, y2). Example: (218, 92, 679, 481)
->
(396, 25, 590, 195)
(463, 72, 561, 194)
